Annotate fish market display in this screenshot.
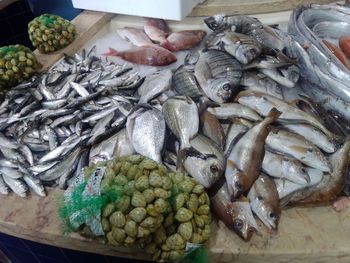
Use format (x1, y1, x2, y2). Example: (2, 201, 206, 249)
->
(103, 18, 206, 66)
(287, 3, 350, 121)
(2, 9, 350, 248)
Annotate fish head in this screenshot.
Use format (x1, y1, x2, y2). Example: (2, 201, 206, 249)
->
(225, 160, 249, 199)
(204, 14, 225, 31)
(208, 78, 235, 103)
(229, 201, 258, 240)
(282, 157, 310, 184)
(250, 197, 280, 230)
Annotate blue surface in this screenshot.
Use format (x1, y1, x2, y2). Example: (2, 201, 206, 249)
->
(26, 0, 82, 20)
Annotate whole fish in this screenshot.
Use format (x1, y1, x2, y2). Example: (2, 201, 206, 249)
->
(226, 108, 281, 198)
(23, 174, 46, 197)
(200, 111, 225, 150)
(275, 168, 323, 204)
(211, 183, 258, 241)
(262, 151, 310, 185)
(138, 69, 172, 104)
(0, 167, 24, 179)
(266, 129, 331, 172)
(207, 31, 262, 64)
(293, 138, 350, 205)
(2, 176, 28, 197)
(117, 27, 153, 46)
(224, 118, 252, 156)
(194, 49, 242, 103)
(172, 65, 203, 101)
(207, 103, 262, 122)
(102, 46, 177, 66)
(127, 106, 166, 163)
(236, 91, 334, 138)
(162, 96, 199, 150)
(143, 18, 169, 43)
(183, 134, 225, 188)
(162, 30, 206, 52)
(240, 71, 283, 100)
(0, 132, 18, 149)
(248, 174, 281, 229)
(259, 68, 296, 88)
(283, 123, 337, 153)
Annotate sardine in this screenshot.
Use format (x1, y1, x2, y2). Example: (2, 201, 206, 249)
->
(200, 111, 225, 150)
(0, 167, 24, 179)
(0, 175, 9, 195)
(207, 103, 262, 121)
(248, 174, 281, 229)
(127, 106, 165, 163)
(2, 176, 28, 197)
(266, 129, 331, 172)
(226, 108, 280, 198)
(0, 132, 18, 149)
(236, 91, 334, 138)
(183, 134, 225, 188)
(262, 151, 310, 185)
(23, 175, 46, 197)
(117, 27, 153, 46)
(138, 69, 172, 104)
(195, 49, 242, 103)
(211, 183, 258, 241)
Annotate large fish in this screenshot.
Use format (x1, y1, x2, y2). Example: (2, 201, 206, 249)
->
(143, 18, 169, 44)
(266, 129, 331, 172)
(248, 174, 281, 230)
(211, 183, 258, 241)
(226, 108, 281, 198)
(127, 106, 166, 163)
(117, 27, 153, 46)
(194, 49, 242, 103)
(162, 30, 206, 52)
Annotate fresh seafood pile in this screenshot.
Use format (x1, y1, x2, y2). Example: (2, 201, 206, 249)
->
(287, 3, 350, 123)
(103, 18, 206, 66)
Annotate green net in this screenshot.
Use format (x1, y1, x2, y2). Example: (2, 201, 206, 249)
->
(40, 14, 56, 27)
(181, 246, 209, 263)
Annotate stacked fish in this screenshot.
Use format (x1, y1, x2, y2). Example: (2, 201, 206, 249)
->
(103, 18, 206, 66)
(0, 46, 144, 197)
(287, 3, 350, 125)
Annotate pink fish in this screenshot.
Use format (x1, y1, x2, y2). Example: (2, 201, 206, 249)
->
(117, 27, 153, 46)
(143, 18, 170, 44)
(161, 30, 206, 52)
(103, 45, 177, 66)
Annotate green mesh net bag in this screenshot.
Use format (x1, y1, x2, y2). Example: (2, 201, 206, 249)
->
(59, 155, 211, 262)
(0, 44, 40, 90)
(28, 14, 76, 53)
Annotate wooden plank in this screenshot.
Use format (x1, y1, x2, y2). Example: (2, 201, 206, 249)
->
(190, 0, 336, 16)
(34, 11, 115, 72)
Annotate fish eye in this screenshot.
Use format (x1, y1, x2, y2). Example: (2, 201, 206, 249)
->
(257, 195, 263, 201)
(234, 181, 242, 191)
(301, 167, 306, 173)
(269, 212, 277, 219)
(222, 83, 231, 91)
(233, 219, 243, 230)
(210, 164, 219, 173)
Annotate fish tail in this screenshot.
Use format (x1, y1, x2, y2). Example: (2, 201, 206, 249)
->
(266, 107, 282, 122)
(102, 48, 120, 57)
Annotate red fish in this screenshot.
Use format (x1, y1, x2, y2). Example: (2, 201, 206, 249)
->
(339, 36, 350, 59)
(143, 18, 169, 44)
(102, 45, 177, 66)
(323, 39, 350, 70)
(162, 30, 206, 52)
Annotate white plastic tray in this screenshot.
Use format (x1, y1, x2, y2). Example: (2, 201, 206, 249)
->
(71, 0, 204, 20)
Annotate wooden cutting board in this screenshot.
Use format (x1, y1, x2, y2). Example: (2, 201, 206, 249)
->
(190, 0, 337, 16)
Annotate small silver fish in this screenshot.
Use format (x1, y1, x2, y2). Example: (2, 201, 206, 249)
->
(2, 176, 28, 197)
(207, 103, 262, 121)
(23, 175, 46, 197)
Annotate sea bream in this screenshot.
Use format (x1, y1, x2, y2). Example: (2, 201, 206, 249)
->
(226, 108, 281, 198)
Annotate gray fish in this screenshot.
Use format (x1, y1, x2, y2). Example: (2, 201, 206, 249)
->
(259, 68, 296, 88)
(38, 83, 55, 100)
(29, 161, 58, 174)
(42, 99, 67, 110)
(138, 69, 172, 104)
(23, 175, 46, 197)
(207, 103, 262, 122)
(2, 176, 28, 197)
(262, 151, 310, 185)
(19, 145, 34, 166)
(266, 129, 331, 172)
(162, 96, 199, 150)
(70, 82, 90, 97)
(0, 147, 26, 164)
(127, 106, 165, 163)
(0, 132, 18, 149)
(183, 134, 225, 188)
(172, 65, 203, 101)
(227, 108, 280, 198)
(87, 112, 114, 145)
(200, 111, 225, 150)
(194, 49, 242, 103)
(45, 126, 58, 151)
(0, 167, 24, 179)
(248, 174, 281, 230)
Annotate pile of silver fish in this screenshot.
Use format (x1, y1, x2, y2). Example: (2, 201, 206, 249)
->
(287, 3, 350, 123)
(1, 13, 350, 242)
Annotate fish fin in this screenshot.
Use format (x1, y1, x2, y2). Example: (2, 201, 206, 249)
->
(102, 48, 120, 57)
(266, 107, 282, 121)
(176, 147, 217, 170)
(127, 103, 153, 117)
